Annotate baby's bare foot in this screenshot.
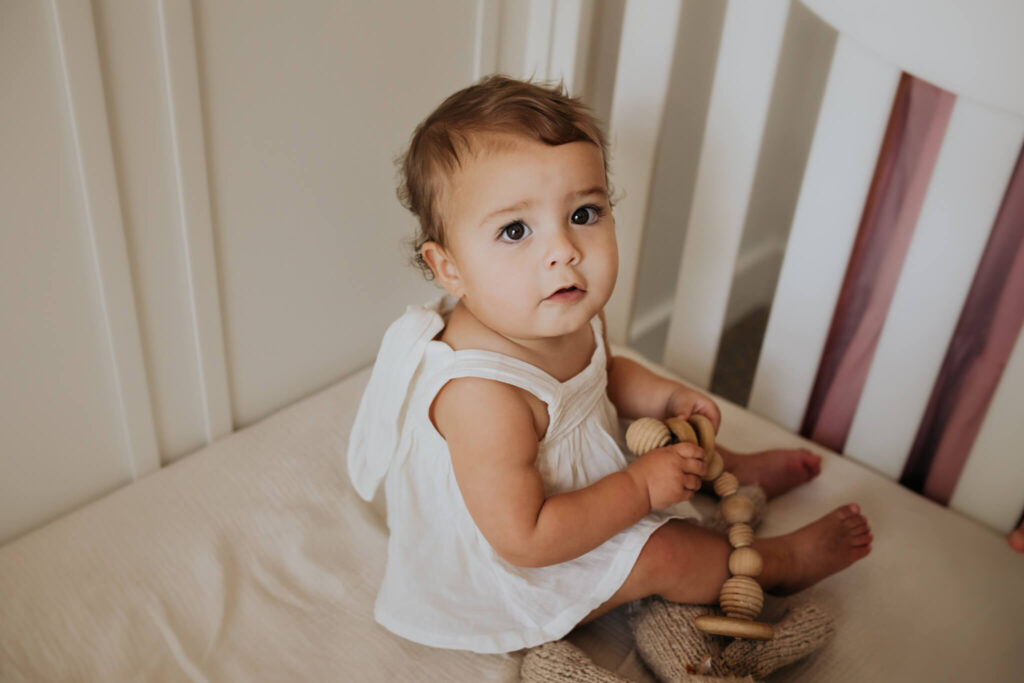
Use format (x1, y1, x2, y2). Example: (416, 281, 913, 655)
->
(1009, 523, 1024, 554)
(720, 447, 822, 499)
(758, 504, 872, 595)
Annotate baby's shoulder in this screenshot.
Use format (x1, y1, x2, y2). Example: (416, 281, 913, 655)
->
(430, 373, 545, 442)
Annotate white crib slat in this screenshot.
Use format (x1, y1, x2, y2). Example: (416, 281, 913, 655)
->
(523, 0, 556, 80)
(845, 102, 1024, 478)
(661, 0, 789, 388)
(747, 36, 900, 431)
(472, 0, 500, 80)
(603, 0, 682, 345)
(548, 0, 587, 93)
(951, 329, 1024, 532)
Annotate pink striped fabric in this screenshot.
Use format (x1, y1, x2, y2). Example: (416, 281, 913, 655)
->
(800, 74, 955, 452)
(900, 145, 1024, 504)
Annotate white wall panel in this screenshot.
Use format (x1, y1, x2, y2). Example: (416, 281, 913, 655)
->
(0, 0, 156, 543)
(92, 0, 228, 462)
(192, 0, 473, 427)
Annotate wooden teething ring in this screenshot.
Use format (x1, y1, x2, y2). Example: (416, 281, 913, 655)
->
(626, 414, 774, 641)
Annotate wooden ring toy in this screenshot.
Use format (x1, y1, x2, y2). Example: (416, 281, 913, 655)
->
(664, 416, 698, 445)
(625, 414, 774, 640)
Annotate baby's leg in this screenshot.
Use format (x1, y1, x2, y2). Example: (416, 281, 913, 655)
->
(718, 445, 822, 499)
(583, 505, 871, 623)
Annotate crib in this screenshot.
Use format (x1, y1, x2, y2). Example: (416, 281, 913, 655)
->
(2, 0, 1023, 680)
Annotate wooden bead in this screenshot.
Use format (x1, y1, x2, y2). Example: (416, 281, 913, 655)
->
(719, 575, 764, 621)
(713, 471, 739, 497)
(664, 416, 698, 444)
(695, 615, 774, 640)
(721, 494, 754, 524)
(688, 414, 716, 453)
(703, 450, 724, 481)
(625, 418, 671, 456)
(728, 547, 763, 577)
(728, 523, 754, 548)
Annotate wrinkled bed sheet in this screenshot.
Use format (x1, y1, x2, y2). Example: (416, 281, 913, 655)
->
(1, 350, 1022, 682)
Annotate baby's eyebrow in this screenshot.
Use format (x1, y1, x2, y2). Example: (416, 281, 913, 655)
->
(482, 201, 530, 223)
(570, 186, 608, 201)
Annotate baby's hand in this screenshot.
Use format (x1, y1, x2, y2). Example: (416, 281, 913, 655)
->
(666, 384, 721, 431)
(626, 443, 706, 510)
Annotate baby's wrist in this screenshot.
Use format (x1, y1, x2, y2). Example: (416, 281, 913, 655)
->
(664, 385, 689, 418)
(623, 461, 652, 513)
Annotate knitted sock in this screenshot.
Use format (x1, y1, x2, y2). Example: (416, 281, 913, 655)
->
(719, 602, 835, 679)
(520, 640, 632, 683)
(632, 598, 755, 683)
(701, 485, 767, 535)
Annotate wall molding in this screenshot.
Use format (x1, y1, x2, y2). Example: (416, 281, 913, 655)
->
(49, 0, 160, 478)
(156, 0, 232, 445)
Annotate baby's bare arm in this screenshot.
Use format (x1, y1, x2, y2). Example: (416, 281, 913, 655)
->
(599, 313, 721, 428)
(433, 377, 704, 567)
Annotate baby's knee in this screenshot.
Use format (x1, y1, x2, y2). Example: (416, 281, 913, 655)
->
(635, 520, 730, 598)
(635, 522, 697, 593)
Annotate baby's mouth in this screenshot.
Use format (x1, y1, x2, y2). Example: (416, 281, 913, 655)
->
(545, 285, 586, 302)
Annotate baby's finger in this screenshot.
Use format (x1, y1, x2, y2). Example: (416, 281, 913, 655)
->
(680, 455, 706, 479)
(671, 442, 705, 460)
(683, 474, 703, 492)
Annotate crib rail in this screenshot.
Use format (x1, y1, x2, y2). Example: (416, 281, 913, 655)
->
(605, 0, 1024, 533)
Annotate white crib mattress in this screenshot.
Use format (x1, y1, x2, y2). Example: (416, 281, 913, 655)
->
(1, 351, 1022, 682)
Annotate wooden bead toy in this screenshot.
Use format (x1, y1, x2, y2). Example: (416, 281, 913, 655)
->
(719, 575, 764, 620)
(728, 523, 754, 548)
(721, 494, 754, 524)
(728, 547, 764, 577)
(713, 471, 739, 497)
(703, 450, 725, 481)
(626, 413, 774, 641)
(625, 417, 672, 456)
(664, 416, 698, 445)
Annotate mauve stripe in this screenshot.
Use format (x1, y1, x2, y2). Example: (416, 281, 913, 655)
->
(801, 74, 955, 452)
(900, 146, 1024, 504)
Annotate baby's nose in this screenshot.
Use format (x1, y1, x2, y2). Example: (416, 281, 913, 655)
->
(545, 229, 581, 267)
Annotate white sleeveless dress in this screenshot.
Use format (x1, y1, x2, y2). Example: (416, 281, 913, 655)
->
(347, 296, 695, 653)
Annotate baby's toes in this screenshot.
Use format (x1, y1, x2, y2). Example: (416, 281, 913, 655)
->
(835, 503, 863, 521)
(836, 505, 873, 549)
(801, 451, 823, 477)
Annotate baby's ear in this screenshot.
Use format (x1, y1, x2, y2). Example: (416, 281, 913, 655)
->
(420, 242, 464, 298)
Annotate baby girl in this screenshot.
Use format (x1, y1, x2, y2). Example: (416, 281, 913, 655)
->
(348, 75, 871, 653)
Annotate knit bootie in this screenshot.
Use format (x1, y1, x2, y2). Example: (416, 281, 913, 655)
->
(632, 597, 835, 682)
(718, 601, 835, 679)
(520, 639, 632, 683)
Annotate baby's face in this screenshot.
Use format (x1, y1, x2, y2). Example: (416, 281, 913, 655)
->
(430, 134, 617, 342)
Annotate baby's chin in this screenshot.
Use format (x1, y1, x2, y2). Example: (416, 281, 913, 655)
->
(533, 304, 605, 337)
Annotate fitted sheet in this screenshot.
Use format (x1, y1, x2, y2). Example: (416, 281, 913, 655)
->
(1, 350, 1022, 682)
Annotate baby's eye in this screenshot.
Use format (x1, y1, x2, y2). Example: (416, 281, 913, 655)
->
(570, 205, 603, 225)
(499, 221, 531, 242)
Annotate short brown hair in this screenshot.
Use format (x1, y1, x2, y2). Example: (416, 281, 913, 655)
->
(398, 75, 609, 277)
